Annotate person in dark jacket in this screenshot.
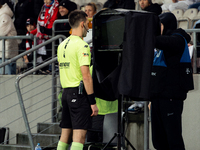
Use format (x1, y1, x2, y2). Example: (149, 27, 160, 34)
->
(139, 0, 162, 15)
(103, 0, 135, 9)
(33, 0, 44, 20)
(150, 12, 193, 150)
(56, 0, 77, 37)
(14, 0, 35, 35)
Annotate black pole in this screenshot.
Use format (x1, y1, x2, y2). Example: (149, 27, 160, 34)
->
(117, 94, 123, 149)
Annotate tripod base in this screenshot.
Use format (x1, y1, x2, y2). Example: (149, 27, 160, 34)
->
(102, 95, 136, 150)
(102, 133, 136, 150)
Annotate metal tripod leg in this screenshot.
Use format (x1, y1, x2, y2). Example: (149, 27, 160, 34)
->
(102, 95, 136, 150)
(125, 136, 136, 150)
(102, 133, 117, 150)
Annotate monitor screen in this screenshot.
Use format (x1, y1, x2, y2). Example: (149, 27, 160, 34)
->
(99, 15, 125, 49)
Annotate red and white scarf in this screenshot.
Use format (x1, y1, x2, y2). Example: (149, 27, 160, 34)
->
(36, 0, 59, 38)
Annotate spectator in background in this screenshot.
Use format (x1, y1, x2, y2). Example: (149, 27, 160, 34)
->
(19, 18, 36, 70)
(0, 3, 18, 75)
(103, 0, 135, 9)
(14, 0, 34, 35)
(31, 0, 59, 73)
(188, 0, 200, 10)
(139, 0, 162, 15)
(56, 0, 77, 37)
(0, 0, 14, 13)
(85, 2, 97, 29)
(162, 0, 200, 12)
(85, 2, 97, 18)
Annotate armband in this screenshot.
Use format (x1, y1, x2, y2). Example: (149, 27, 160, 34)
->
(88, 93, 96, 105)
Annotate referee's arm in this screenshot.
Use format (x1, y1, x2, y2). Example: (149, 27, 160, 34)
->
(81, 65, 98, 116)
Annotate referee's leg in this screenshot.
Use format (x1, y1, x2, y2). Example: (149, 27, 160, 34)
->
(60, 128, 72, 143)
(57, 128, 72, 150)
(70, 129, 87, 150)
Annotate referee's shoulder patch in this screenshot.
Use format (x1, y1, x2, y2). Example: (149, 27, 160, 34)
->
(84, 45, 88, 48)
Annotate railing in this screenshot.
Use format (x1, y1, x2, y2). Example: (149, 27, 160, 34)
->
(0, 66, 61, 148)
(0, 35, 66, 69)
(15, 57, 57, 150)
(52, 19, 69, 37)
(185, 28, 200, 73)
(0, 35, 35, 74)
(0, 35, 66, 149)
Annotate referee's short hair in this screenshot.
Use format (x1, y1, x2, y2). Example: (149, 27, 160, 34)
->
(69, 10, 88, 28)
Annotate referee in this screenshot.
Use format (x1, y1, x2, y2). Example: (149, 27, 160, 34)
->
(56, 10, 98, 150)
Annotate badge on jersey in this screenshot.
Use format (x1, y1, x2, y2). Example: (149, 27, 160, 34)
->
(83, 53, 89, 57)
(59, 62, 70, 69)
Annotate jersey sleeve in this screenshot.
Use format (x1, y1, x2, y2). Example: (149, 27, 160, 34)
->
(77, 43, 91, 67)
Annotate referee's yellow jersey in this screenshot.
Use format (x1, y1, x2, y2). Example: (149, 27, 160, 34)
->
(57, 35, 91, 88)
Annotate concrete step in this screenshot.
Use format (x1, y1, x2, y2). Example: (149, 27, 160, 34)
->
(17, 133, 60, 147)
(0, 144, 31, 150)
(37, 122, 61, 134)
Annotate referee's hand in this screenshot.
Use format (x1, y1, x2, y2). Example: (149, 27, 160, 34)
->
(90, 104, 99, 116)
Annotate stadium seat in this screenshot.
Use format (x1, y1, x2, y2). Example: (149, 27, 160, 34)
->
(178, 8, 198, 29)
(162, 10, 170, 13)
(102, 113, 118, 144)
(184, 8, 198, 19)
(135, 0, 141, 10)
(79, 3, 86, 11)
(152, 0, 163, 5)
(172, 9, 184, 20)
(95, 2, 103, 12)
(76, 4, 80, 10)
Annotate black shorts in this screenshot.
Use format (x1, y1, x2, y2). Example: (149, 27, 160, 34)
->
(59, 87, 92, 130)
